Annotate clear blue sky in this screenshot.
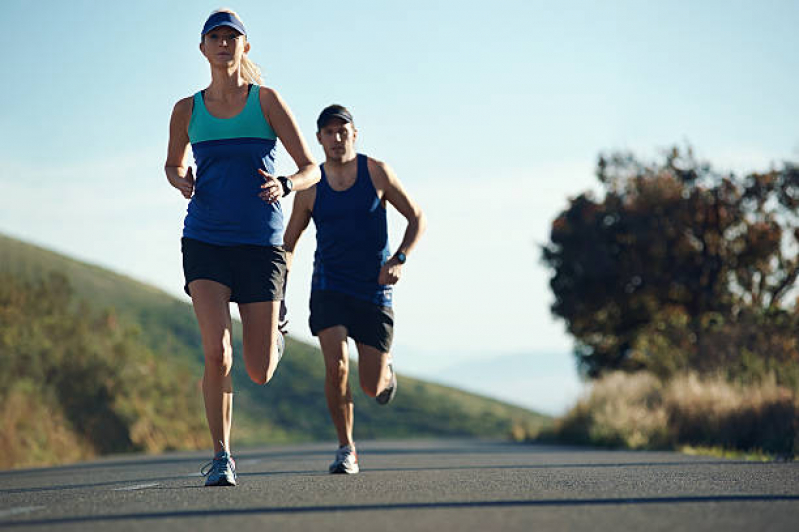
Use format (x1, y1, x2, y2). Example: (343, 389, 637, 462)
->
(1, 0, 797, 415)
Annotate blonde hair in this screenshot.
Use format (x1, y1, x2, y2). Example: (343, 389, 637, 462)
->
(206, 8, 264, 85)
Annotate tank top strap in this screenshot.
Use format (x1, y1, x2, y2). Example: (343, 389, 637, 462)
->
(245, 83, 260, 108)
(318, 163, 331, 194)
(356, 153, 378, 196)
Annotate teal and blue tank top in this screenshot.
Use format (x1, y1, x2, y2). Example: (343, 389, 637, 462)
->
(311, 154, 393, 307)
(183, 84, 283, 246)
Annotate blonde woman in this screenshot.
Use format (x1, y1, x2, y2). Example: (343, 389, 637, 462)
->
(164, 9, 319, 486)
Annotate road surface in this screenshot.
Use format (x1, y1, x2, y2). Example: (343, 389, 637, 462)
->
(1, 439, 797, 531)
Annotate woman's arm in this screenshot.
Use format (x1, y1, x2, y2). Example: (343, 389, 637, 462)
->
(259, 87, 320, 201)
(164, 97, 195, 199)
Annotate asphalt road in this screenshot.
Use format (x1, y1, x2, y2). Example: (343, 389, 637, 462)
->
(1, 439, 797, 531)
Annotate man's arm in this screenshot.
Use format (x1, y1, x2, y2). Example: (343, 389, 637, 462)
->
(279, 188, 315, 331)
(283, 187, 315, 272)
(369, 159, 427, 285)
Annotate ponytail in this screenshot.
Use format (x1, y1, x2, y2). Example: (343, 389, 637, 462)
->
(240, 55, 264, 86)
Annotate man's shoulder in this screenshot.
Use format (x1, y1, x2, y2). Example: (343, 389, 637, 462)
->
(364, 155, 391, 180)
(294, 184, 317, 210)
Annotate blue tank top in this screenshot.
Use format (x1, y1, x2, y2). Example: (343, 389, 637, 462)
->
(183, 84, 283, 246)
(311, 154, 393, 307)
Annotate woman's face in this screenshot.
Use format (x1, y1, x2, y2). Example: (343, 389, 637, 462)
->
(200, 27, 248, 66)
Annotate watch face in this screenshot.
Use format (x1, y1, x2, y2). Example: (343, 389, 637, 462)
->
(397, 252, 406, 264)
(280, 176, 293, 195)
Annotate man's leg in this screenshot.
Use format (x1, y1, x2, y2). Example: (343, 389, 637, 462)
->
(238, 301, 282, 385)
(318, 326, 354, 447)
(355, 343, 393, 398)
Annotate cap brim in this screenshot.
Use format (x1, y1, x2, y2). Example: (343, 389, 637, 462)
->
(318, 113, 353, 129)
(327, 113, 352, 123)
(203, 22, 246, 35)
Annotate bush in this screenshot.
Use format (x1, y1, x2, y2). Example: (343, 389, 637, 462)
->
(0, 273, 206, 468)
(542, 371, 797, 458)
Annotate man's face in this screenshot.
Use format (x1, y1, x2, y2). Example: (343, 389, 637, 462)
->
(317, 119, 357, 161)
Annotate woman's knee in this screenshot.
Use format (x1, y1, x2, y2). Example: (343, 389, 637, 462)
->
(243, 341, 281, 385)
(247, 366, 271, 386)
(204, 342, 233, 376)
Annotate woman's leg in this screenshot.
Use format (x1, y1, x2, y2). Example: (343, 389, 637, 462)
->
(319, 326, 354, 447)
(355, 343, 393, 398)
(238, 300, 281, 385)
(189, 279, 234, 454)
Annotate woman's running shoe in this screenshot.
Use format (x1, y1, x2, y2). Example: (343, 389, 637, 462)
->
(201, 443, 237, 486)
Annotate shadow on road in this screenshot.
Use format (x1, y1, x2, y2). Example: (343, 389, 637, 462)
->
(2, 494, 798, 528)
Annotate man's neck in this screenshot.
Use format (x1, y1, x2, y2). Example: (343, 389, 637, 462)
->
(325, 153, 357, 170)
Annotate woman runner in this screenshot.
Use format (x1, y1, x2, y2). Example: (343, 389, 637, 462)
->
(164, 8, 319, 486)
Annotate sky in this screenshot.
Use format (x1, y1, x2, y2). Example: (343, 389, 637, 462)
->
(1, 0, 797, 416)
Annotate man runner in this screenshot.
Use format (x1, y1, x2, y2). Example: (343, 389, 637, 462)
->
(283, 104, 426, 474)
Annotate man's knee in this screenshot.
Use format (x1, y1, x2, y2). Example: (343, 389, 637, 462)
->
(360, 376, 379, 398)
(325, 356, 348, 383)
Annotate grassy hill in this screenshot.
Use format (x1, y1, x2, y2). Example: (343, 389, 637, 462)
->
(0, 232, 549, 468)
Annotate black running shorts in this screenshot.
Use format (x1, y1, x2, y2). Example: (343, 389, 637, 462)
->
(309, 290, 394, 352)
(181, 237, 286, 303)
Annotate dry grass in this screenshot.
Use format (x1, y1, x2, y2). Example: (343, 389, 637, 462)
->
(538, 371, 798, 459)
(0, 381, 95, 469)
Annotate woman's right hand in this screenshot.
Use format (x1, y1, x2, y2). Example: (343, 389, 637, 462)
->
(171, 167, 195, 199)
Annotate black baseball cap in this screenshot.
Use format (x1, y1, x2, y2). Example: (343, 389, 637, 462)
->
(317, 105, 353, 130)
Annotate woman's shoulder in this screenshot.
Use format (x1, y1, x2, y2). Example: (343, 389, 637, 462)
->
(258, 85, 281, 101)
(171, 94, 196, 118)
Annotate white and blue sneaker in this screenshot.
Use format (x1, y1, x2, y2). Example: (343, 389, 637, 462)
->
(329, 444, 359, 474)
(201, 443, 237, 486)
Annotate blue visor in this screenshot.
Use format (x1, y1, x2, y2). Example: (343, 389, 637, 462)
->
(201, 12, 246, 36)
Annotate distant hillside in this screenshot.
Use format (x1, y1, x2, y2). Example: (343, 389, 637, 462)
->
(0, 233, 549, 468)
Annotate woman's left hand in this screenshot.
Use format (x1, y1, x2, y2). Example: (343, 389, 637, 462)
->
(258, 169, 282, 203)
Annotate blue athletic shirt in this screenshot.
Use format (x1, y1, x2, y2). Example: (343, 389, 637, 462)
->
(183, 84, 283, 246)
(311, 154, 393, 307)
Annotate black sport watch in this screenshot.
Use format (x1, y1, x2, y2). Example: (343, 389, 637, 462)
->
(278, 176, 294, 196)
(396, 252, 407, 264)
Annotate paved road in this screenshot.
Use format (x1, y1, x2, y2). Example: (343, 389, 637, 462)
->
(1, 439, 797, 531)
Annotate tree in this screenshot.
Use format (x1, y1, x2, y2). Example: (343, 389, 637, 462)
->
(542, 147, 798, 380)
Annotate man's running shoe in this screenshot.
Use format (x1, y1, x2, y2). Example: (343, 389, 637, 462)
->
(375, 361, 397, 405)
(329, 444, 359, 474)
(201, 443, 237, 486)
